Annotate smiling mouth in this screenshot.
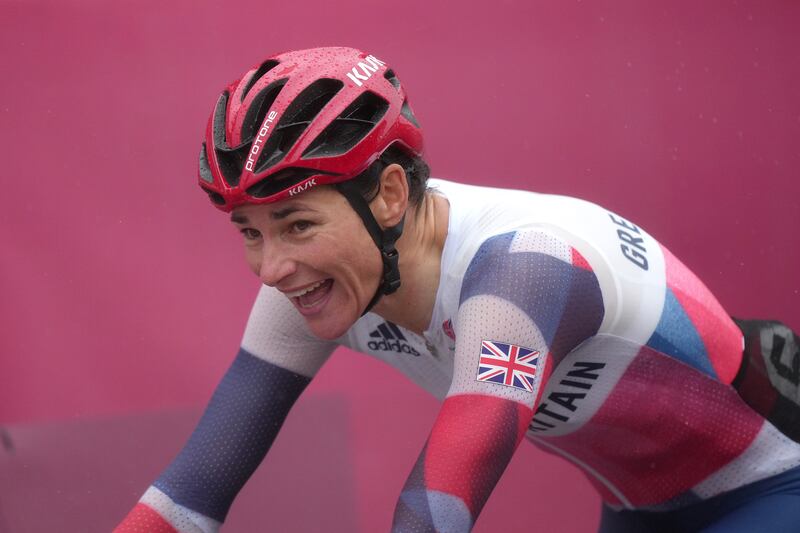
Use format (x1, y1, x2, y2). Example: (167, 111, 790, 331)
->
(289, 279, 334, 311)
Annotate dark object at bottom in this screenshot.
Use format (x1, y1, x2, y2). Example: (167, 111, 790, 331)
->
(598, 464, 800, 532)
(732, 317, 800, 443)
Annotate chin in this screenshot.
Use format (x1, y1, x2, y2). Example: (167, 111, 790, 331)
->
(304, 302, 360, 340)
(306, 318, 353, 341)
(299, 284, 365, 340)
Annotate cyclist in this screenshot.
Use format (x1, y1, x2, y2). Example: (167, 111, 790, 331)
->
(115, 47, 800, 532)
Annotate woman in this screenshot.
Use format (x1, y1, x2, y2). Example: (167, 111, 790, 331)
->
(116, 47, 800, 532)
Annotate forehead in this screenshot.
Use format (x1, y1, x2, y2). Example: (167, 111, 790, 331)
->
(230, 185, 342, 223)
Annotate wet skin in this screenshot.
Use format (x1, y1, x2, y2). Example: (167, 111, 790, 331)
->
(230, 164, 449, 340)
(231, 185, 384, 341)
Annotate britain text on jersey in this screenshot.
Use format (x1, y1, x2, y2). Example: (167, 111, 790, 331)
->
(529, 361, 606, 433)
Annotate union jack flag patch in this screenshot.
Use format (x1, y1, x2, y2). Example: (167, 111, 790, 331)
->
(476, 340, 539, 392)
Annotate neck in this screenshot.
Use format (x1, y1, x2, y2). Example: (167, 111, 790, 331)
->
(371, 191, 449, 335)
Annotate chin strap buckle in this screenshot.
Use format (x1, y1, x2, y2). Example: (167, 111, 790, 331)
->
(381, 248, 401, 295)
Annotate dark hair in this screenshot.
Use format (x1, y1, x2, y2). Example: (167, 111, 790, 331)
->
(346, 144, 430, 207)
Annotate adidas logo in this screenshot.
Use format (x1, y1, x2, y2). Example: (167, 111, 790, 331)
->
(368, 322, 421, 357)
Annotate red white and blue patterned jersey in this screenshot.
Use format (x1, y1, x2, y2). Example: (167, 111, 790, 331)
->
(335, 179, 800, 518)
(116, 179, 800, 532)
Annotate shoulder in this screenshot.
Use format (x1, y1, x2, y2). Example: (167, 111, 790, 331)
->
(460, 228, 601, 307)
(241, 284, 337, 377)
(455, 228, 606, 364)
(436, 179, 676, 340)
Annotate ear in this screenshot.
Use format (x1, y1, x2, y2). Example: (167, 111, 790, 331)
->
(370, 163, 409, 227)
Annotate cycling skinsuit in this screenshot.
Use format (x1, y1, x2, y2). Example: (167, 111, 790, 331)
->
(116, 179, 800, 532)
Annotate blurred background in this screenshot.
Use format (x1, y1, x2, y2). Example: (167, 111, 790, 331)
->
(1, 0, 798, 531)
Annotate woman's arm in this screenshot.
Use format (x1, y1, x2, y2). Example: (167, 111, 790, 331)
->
(115, 286, 336, 532)
(392, 229, 605, 532)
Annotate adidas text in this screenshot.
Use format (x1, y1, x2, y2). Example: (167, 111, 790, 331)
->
(368, 338, 421, 356)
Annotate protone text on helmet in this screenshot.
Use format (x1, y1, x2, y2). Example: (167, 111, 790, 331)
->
(245, 110, 279, 172)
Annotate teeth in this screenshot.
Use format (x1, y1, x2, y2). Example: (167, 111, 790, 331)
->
(285, 280, 327, 298)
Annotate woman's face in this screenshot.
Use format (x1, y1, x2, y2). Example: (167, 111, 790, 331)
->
(230, 186, 382, 340)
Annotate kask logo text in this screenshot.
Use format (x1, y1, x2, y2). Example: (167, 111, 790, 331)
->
(346, 55, 386, 87)
(289, 178, 317, 196)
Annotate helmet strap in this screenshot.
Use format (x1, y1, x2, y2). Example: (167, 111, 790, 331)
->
(335, 181, 404, 316)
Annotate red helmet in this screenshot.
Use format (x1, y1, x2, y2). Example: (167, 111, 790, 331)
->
(198, 47, 424, 211)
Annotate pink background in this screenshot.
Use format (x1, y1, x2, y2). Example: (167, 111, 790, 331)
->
(1, 0, 798, 531)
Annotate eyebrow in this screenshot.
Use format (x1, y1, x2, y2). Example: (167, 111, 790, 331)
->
(229, 204, 314, 225)
(271, 205, 307, 220)
(230, 213, 250, 224)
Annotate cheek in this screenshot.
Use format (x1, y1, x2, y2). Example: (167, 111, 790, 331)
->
(325, 231, 374, 264)
(338, 242, 382, 285)
(313, 218, 382, 281)
(244, 247, 261, 276)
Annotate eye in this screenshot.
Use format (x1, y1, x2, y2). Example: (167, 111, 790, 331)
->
(290, 220, 313, 233)
(240, 228, 261, 241)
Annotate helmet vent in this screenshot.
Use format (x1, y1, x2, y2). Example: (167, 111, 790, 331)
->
(241, 60, 280, 102)
(201, 187, 226, 206)
(199, 143, 214, 184)
(215, 144, 251, 187)
(384, 69, 401, 91)
(253, 78, 344, 173)
(246, 167, 336, 199)
(212, 91, 231, 150)
(241, 79, 287, 143)
(301, 91, 389, 159)
(400, 99, 420, 128)
(211, 90, 250, 187)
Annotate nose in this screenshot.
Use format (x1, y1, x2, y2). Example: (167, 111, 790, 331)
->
(258, 243, 297, 287)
